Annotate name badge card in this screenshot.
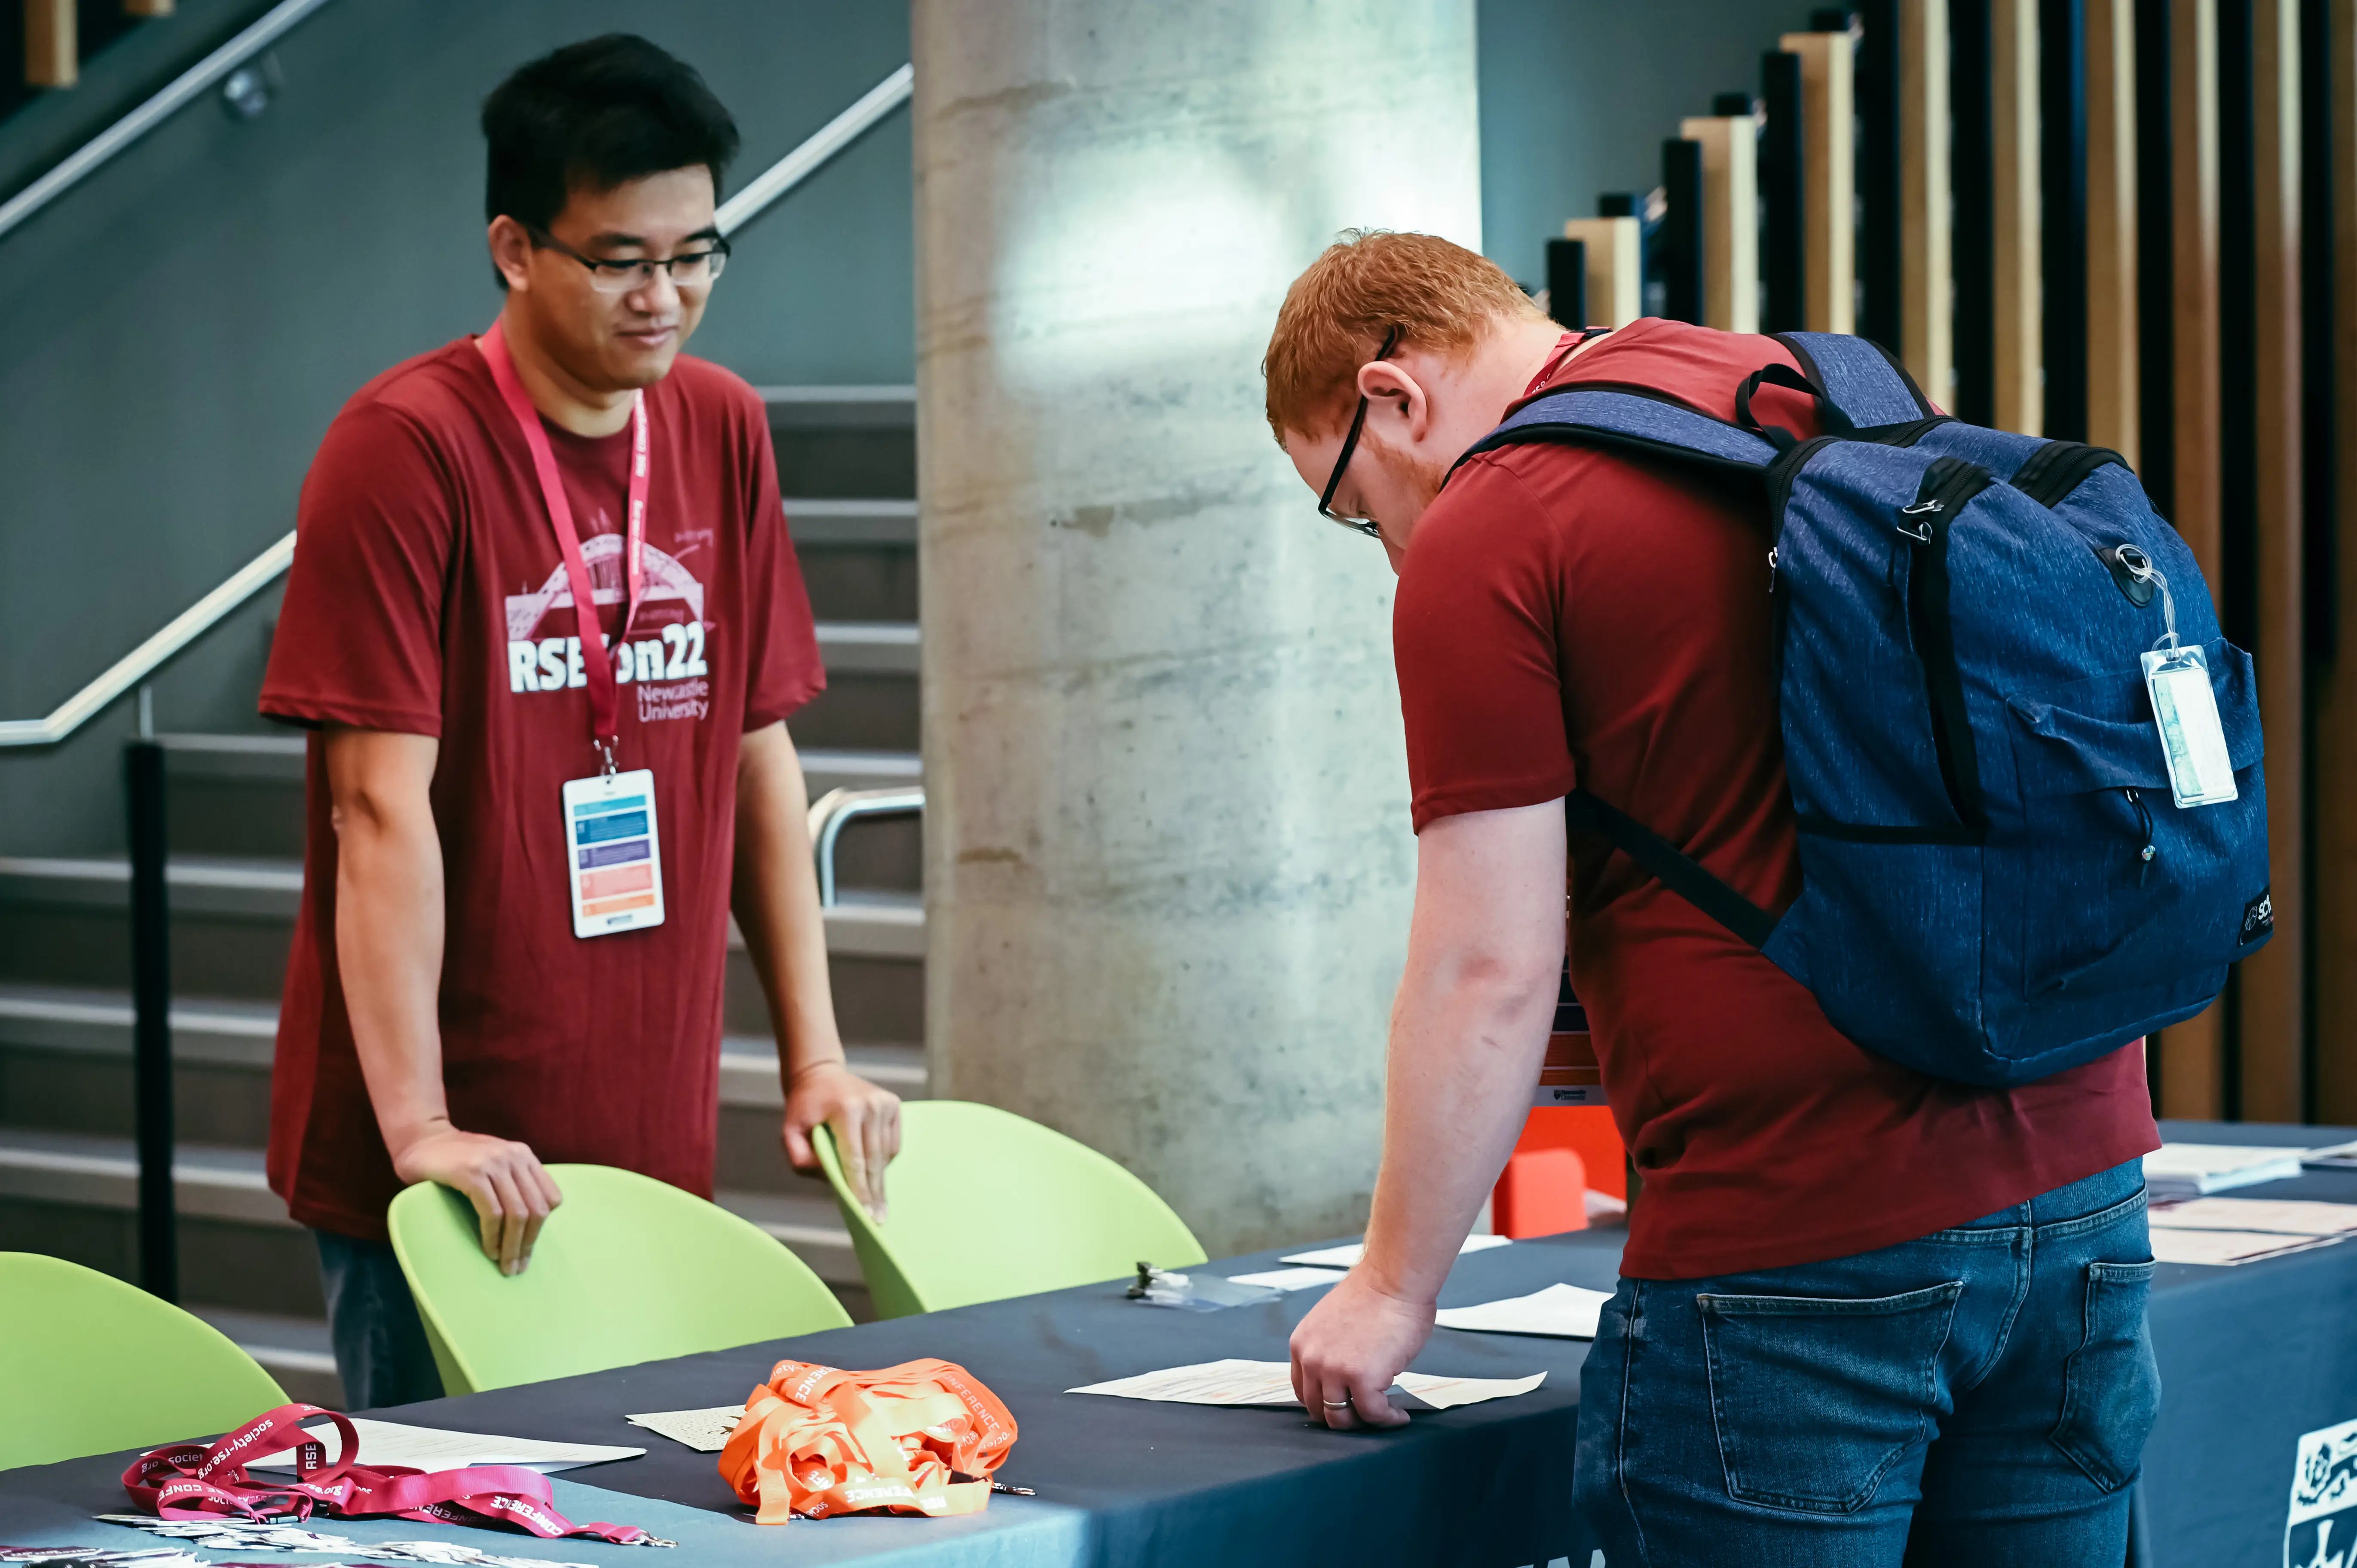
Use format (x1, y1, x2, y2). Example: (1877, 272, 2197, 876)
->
(563, 770, 665, 938)
(2141, 645, 2238, 808)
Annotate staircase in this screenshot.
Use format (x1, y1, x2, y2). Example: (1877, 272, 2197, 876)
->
(0, 385, 925, 1406)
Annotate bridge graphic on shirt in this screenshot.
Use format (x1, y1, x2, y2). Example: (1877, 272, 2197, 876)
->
(505, 532, 706, 642)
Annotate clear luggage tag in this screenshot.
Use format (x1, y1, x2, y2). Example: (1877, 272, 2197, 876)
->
(1126, 1262, 1280, 1313)
(2118, 547, 2238, 808)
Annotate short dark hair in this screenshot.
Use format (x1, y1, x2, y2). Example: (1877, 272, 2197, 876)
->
(481, 34, 740, 234)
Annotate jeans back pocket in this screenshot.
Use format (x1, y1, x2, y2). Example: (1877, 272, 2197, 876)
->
(1699, 1280, 1963, 1514)
(2050, 1258, 2161, 1491)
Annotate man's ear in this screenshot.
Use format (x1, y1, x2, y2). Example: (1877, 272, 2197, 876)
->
(487, 215, 536, 294)
(1357, 360, 1432, 443)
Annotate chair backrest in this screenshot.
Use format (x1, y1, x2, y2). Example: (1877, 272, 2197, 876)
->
(386, 1163, 851, 1395)
(0, 1253, 287, 1471)
(816, 1100, 1206, 1317)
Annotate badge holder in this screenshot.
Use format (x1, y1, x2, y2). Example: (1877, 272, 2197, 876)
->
(2118, 546, 2238, 809)
(563, 753, 665, 938)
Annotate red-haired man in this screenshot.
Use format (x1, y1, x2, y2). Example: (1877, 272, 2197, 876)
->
(1267, 230, 2159, 1563)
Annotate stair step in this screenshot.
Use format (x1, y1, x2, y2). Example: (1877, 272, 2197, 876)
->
(786, 499, 917, 547)
(0, 1125, 284, 1225)
(0, 982, 924, 1105)
(0, 1126, 863, 1287)
(156, 732, 306, 783)
(187, 1305, 344, 1406)
(0, 856, 924, 956)
(814, 622, 920, 675)
(152, 734, 920, 801)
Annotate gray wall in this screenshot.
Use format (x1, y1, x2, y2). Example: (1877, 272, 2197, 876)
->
(0, 0, 1825, 856)
(1477, 0, 1834, 288)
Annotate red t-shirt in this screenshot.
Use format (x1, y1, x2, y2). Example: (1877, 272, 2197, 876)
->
(260, 337, 823, 1241)
(1395, 318, 2158, 1279)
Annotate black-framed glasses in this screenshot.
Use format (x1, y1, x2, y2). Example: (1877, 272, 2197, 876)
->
(528, 226, 731, 295)
(1316, 325, 1402, 538)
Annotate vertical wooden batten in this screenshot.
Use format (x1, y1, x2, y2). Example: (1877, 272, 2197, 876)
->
(2042, 0, 2092, 440)
(25, 0, 76, 88)
(1996, 0, 2047, 432)
(1903, 0, 1957, 402)
(1956, 0, 2000, 422)
(2319, 0, 2357, 1125)
(2161, 0, 2228, 1116)
(123, 0, 176, 16)
(2089, 0, 2142, 461)
(1680, 115, 1761, 333)
(1781, 28, 1859, 333)
(2239, 0, 2306, 1122)
(1561, 217, 1644, 328)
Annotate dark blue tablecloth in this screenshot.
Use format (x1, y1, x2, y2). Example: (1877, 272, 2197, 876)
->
(3, 1118, 2351, 1568)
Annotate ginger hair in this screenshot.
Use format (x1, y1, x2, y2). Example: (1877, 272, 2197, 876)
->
(1262, 229, 1549, 445)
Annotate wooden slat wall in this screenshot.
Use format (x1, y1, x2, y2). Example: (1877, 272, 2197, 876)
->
(2239, 0, 2306, 1121)
(1782, 30, 1860, 333)
(25, 0, 76, 87)
(1562, 217, 1644, 327)
(2321, 0, 2357, 1125)
(1679, 115, 1761, 333)
(1996, 0, 2047, 431)
(2088, 0, 2142, 460)
(2158, 0, 2228, 1117)
(1903, 0, 1957, 402)
(123, 0, 176, 16)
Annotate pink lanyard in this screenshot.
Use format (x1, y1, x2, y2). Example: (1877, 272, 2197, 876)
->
(478, 321, 650, 773)
(120, 1402, 670, 1547)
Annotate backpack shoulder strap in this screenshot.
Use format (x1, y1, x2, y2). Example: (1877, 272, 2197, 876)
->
(1454, 385, 1780, 480)
(1772, 332, 1939, 429)
(1565, 791, 1777, 949)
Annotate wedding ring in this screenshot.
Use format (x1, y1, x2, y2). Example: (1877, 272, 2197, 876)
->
(1324, 1397, 1353, 1407)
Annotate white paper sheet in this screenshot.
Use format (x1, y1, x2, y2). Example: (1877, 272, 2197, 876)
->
(1225, 1266, 1348, 1292)
(2149, 1196, 2357, 1236)
(1277, 1234, 1513, 1269)
(2143, 1143, 2305, 1195)
(624, 1405, 746, 1453)
(1433, 1281, 1614, 1340)
(246, 1418, 642, 1475)
(1065, 1357, 1545, 1411)
(2304, 1138, 2357, 1170)
(2148, 1227, 2347, 1266)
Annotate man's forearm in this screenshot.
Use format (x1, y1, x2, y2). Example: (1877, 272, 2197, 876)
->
(732, 723, 846, 1080)
(333, 781, 451, 1153)
(1359, 956, 1558, 1305)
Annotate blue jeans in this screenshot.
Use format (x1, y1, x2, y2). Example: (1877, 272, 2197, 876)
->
(314, 1229, 445, 1410)
(1576, 1160, 2158, 1565)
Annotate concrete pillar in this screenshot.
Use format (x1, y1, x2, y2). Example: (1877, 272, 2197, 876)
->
(912, 1, 1480, 1255)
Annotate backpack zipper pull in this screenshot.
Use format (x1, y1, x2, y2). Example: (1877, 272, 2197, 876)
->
(1767, 545, 1779, 593)
(2126, 787, 2156, 886)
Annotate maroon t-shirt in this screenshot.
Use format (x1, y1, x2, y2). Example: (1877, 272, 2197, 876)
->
(1394, 318, 2158, 1279)
(260, 337, 823, 1241)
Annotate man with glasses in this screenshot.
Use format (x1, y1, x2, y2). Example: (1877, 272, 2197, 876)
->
(1266, 231, 2158, 1562)
(260, 34, 900, 1406)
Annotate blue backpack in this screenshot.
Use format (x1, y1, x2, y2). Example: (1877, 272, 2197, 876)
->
(1461, 330, 2271, 1088)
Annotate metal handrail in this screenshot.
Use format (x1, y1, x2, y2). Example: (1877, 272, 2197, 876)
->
(808, 786, 924, 907)
(716, 63, 912, 235)
(0, 0, 342, 246)
(0, 530, 294, 748)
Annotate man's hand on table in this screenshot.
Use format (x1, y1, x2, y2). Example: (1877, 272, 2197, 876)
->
(392, 1123, 563, 1276)
(783, 1061, 903, 1222)
(1289, 1268, 1437, 1430)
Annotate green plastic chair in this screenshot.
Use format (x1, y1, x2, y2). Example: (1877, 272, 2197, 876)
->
(0, 1252, 288, 1472)
(387, 1163, 851, 1395)
(816, 1100, 1206, 1317)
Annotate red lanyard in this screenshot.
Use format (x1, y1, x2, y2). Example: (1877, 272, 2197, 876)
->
(478, 320, 649, 772)
(120, 1401, 669, 1546)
